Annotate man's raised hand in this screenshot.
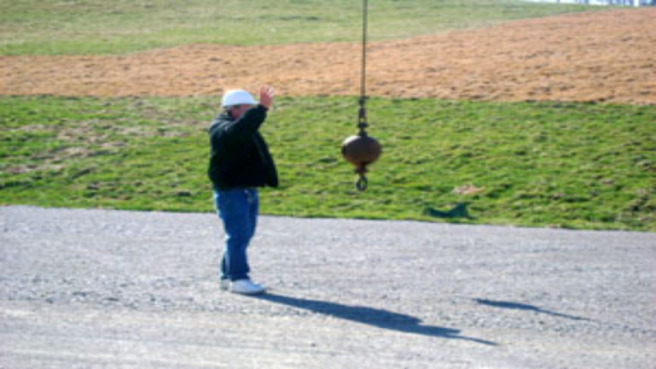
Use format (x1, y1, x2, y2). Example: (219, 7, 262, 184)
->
(259, 86, 275, 109)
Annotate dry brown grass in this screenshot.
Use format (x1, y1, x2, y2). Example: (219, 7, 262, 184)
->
(1, 9, 654, 104)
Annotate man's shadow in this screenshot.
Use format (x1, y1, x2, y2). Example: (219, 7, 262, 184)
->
(254, 293, 497, 346)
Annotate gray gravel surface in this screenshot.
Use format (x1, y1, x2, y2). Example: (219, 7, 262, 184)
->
(1, 206, 655, 368)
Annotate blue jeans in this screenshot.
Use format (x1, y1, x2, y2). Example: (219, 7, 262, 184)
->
(214, 187, 259, 281)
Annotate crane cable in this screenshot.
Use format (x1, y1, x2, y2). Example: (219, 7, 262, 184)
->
(358, 0, 369, 135)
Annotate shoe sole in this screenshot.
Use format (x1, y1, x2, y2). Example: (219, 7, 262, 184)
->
(230, 288, 267, 296)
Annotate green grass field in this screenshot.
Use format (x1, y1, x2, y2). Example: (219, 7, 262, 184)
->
(0, 0, 594, 55)
(1, 0, 653, 231)
(2, 96, 654, 231)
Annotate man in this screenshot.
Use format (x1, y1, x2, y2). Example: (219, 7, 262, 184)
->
(208, 87, 278, 295)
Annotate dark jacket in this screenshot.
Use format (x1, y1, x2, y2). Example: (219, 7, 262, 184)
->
(208, 105, 279, 190)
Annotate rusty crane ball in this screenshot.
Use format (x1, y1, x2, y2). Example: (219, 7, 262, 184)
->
(342, 133, 382, 188)
(341, 112, 382, 191)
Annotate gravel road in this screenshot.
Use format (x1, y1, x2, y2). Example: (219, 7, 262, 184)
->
(1, 206, 655, 368)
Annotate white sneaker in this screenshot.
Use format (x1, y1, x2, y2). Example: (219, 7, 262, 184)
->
(229, 279, 267, 295)
(220, 279, 230, 291)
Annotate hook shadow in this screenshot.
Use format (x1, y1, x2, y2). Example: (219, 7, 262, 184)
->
(254, 293, 497, 346)
(474, 298, 590, 321)
(424, 203, 473, 220)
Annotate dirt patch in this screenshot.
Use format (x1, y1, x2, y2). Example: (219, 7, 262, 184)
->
(1, 9, 654, 104)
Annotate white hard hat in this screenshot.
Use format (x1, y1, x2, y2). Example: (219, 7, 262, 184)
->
(221, 89, 257, 108)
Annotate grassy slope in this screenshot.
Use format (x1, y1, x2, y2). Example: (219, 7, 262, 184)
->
(0, 0, 595, 55)
(1, 0, 652, 231)
(1, 96, 654, 231)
